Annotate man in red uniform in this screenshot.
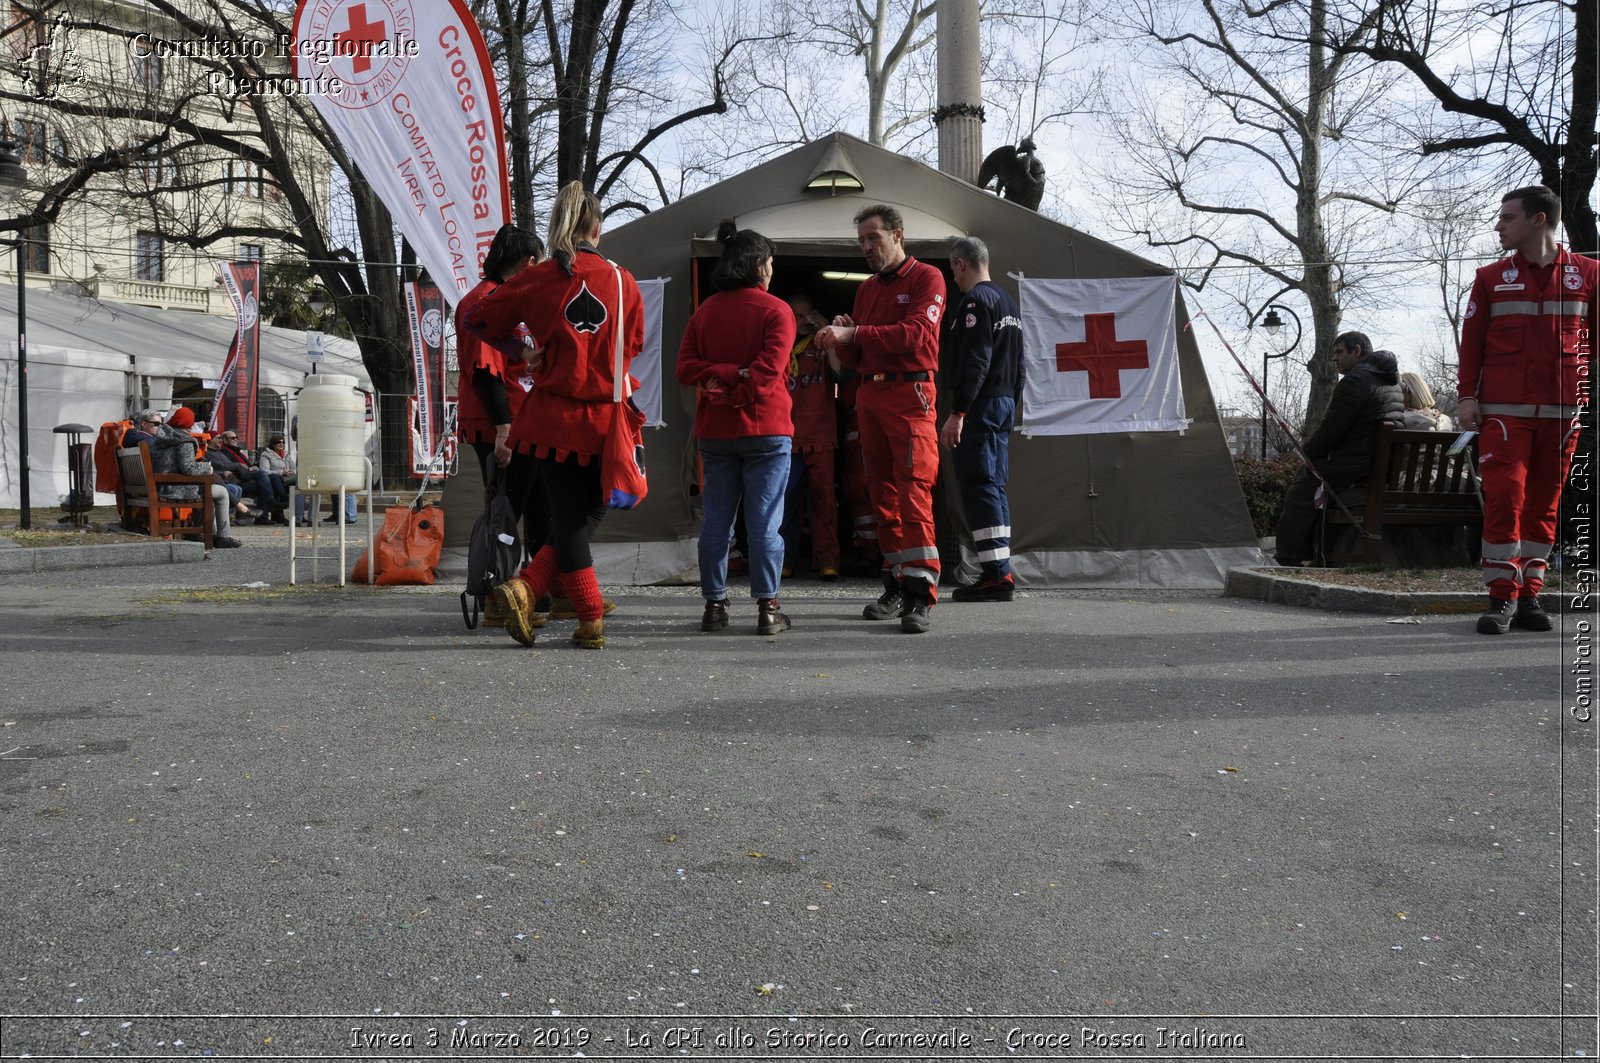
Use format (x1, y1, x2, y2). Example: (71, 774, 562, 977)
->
(815, 204, 945, 633)
(1458, 184, 1597, 634)
(784, 294, 840, 578)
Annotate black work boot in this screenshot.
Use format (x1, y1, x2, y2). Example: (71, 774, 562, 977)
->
(1514, 595, 1553, 631)
(863, 571, 902, 620)
(1476, 596, 1515, 635)
(701, 599, 729, 632)
(900, 581, 932, 634)
(757, 597, 791, 636)
(952, 576, 1015, 603)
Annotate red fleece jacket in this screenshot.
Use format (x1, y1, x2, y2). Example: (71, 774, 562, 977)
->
(833, 256, 945, 376)
(676, 286, 796, 440)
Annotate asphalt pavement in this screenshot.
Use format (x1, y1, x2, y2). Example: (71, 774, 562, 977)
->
(0, 527, 1594, 1060)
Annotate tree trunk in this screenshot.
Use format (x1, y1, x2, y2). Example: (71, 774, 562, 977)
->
(348, 184, 413, 488)
(1563, 0, 1598, 252)
(495, 0, 537, 229)
(1299, 0, 1343, 439)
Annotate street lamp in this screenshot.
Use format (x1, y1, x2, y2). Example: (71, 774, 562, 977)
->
(1249, 302, 1303, 459)
(0, 137, 31, 528)
(305, 287, 332, 375)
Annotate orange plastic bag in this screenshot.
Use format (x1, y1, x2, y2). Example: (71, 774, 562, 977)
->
(353, 504, 445, 585)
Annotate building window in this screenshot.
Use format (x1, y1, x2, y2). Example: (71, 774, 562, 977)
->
(20, 222, 47, 273)
(136, 51, 163, 92)
(135, 232, 164, 282)
(11, 118, 46, 163)
(225, 160, 264, 199)
(136, 144, 163, 184)
(238, 243, 263, 262)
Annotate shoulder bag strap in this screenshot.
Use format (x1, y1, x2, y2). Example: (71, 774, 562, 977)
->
(611, 263, 631, 405)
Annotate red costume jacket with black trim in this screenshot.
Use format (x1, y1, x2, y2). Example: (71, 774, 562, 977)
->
(834, 256, 945, 376)
(463, 248, 644, 462)
(1458, 246, 1597, 412)
(454, 278, 537, 445)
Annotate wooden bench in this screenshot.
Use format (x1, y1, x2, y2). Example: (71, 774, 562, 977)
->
(1321, 424, 1482, 566)
(116, 444, 218, 550)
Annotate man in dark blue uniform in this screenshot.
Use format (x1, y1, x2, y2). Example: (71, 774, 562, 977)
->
(941, 236, 1026, 602)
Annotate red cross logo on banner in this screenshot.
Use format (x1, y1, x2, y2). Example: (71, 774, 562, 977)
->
(336, 4, 388, 74)
(1055, 312, 1150, 399)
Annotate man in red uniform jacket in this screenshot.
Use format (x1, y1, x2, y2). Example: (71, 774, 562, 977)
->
(815, 204, 945, 633)
(1457, 184, 1597, 634)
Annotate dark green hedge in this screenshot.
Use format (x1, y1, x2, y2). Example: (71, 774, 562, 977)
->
(1233, 453, 1302, 537)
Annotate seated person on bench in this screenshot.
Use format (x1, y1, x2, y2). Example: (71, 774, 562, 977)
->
(1399, 371, 1452, 432)
(151, 406, 240, 549)
(1274, 332, 1404, 567)
(123, 409, 164, 448)
(211, 429, 283, 524)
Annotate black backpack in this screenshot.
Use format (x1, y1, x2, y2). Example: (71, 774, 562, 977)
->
(460, 468, 523, 629)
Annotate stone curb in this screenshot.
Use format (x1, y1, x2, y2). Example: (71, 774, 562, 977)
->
(0, 540, 206, 573)
(1224, 566, 1568, 616)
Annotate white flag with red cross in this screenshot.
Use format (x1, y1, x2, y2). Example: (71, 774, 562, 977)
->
(291, 0, 510, 306)
(1018, 276, 1189, 436)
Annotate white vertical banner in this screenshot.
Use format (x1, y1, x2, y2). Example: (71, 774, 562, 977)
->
(633, 278, 667, 427)
(1019, 275, 1189, 436)
(291, 0, 511, 305)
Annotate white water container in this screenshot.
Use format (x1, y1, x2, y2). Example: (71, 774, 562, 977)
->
(297, 374, 366, 491)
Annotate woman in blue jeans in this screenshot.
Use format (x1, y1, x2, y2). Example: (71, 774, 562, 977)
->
(676, 220, 797, 635)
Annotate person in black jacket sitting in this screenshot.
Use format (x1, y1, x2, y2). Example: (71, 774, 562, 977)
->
(210, 429, 283, 524)
(1274, 332, 1405, 566)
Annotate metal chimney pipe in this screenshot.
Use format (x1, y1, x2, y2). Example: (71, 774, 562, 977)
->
(935, 0, 983, 183)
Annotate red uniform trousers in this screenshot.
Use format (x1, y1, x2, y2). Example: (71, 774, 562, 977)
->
(795, 444, 840, 569)
(857, 380, 940, 598)
(840, 416, 880, 567)
(1478, 412, 1581, 599)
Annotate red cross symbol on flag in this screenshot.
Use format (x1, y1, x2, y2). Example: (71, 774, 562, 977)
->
(1054, 312, 1149, 399)
(335, 4, 388, 74)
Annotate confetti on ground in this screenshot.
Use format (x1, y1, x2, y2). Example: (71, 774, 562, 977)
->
(1386, 617, 1422, 624)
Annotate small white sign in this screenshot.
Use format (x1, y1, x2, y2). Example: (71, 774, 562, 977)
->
(306, 330, 326, 363)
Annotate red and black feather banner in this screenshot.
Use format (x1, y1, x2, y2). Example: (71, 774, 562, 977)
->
(405, 280, 448, 475)
(212, 260, 261, 442)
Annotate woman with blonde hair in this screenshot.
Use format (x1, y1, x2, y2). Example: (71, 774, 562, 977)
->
(462, 182, 644, 649)
(1399, 370, 1451, 431)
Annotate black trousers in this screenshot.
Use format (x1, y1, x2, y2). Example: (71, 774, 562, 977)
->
(534, 454, 606, 572)
(471, 441, 548, 557)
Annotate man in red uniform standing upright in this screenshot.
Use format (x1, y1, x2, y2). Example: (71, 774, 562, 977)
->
(1457, 184, 1597, 634)
(815, 205, 945, 633)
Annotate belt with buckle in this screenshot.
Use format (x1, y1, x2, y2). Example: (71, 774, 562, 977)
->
(866, 371, 931, 383)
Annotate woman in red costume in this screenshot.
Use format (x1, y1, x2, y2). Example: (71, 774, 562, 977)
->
(462, 183, 644, 649)
(454, 224, 546, 628)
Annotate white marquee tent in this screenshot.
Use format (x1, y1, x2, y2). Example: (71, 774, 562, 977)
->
(0, 281, 372, 510)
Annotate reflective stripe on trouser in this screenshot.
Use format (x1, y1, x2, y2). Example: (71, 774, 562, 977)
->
(952, 396, 1015, 579)
(1478, 414, 1580, 598)
(858, 381, 941, 600)
(839, 431, 881, 564)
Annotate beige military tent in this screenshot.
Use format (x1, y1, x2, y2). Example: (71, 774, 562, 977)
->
(443, 133, 1261, 587)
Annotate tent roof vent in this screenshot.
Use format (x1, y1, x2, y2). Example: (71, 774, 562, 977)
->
(805, 142, 864, 195)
